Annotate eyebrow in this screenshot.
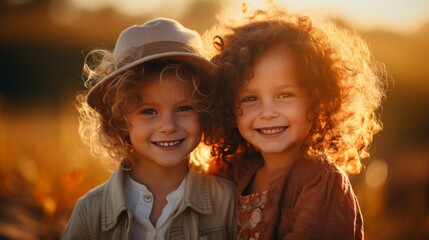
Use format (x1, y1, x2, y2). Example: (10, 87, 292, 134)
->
(277, 84, 301, 90)
(137, 99, 191, 107)
(239, 84, 300, 93)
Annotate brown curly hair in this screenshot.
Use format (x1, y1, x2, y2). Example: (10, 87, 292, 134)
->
(204, 4, 387, 175)
(76, 47, 214, 170)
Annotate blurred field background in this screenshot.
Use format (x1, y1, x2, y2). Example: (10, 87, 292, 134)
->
(1, 0, 428, 239)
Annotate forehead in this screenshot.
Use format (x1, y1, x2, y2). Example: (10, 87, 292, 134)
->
(138, 73, 193, 102)
(254, 45, 296, 70)
(239, 46, 299, 89)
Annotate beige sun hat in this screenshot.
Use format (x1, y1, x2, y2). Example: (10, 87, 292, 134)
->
(87, 18, 215, 109)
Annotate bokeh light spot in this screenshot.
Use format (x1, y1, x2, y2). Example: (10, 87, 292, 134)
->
(18, 156, 39, 183)
(43, 197, 57, 215)
(365, 158, 388, 189)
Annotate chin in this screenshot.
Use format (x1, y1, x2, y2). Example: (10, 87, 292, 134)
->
(259, 147, 288, 154)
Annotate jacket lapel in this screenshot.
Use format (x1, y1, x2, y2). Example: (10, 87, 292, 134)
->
(181, 170, 213, 214)
(101, 169, 131, 231)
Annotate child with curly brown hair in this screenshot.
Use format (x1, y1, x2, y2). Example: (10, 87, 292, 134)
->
(61, 18, 235, 239)
(205, 4, 387, 239)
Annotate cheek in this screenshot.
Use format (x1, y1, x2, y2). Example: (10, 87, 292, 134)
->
(193, 124, 203, 137)
(296, 108, 313, 133)
(286, 101, 310, 119)
(235, 115, 249, 133)
(235, 104, 258, 128)
(189, 124, 203, 144)
(127, 130, 140, 147)
(235, 103, 257, 118)
(183, 114, 202, 134)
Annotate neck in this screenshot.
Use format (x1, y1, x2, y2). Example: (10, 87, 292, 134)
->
(260, 144, 303, 173)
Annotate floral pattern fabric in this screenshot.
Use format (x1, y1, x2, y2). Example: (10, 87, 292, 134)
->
(236, 172, 285, 240)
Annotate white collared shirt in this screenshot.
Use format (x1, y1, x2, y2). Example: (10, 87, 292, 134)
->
(125, 173, 187, 240)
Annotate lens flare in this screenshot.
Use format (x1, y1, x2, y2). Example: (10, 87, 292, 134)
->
(365, 158, 388, 189)
(189, 141, 212, 172)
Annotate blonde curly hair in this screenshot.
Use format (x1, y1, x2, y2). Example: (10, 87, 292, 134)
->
(76, 47, 214, 170)
(205, 3, 387, 175)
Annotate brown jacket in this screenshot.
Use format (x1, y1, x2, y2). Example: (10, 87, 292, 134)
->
(61, 169, 235, 240)
(228, 156, 363, 240)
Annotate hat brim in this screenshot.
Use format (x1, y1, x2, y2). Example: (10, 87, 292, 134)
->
(87, 52, 215, 110)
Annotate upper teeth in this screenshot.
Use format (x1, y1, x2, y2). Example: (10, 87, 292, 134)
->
(260, 128, 284, 134)
(157, 140, 180, 147)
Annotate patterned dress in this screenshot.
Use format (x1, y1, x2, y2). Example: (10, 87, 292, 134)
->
(236, 175, 284, 240)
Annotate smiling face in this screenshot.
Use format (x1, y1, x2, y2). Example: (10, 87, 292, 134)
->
(125, 72, 202, 171)
(235, 46, 312, 161)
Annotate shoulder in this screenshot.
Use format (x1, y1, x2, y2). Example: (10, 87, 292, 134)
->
(188, 171, 236, 212)
(277, 158, 363, 239)
(294, 156, 335, 172)
(288, 157, 355, 196)
(210, 173, 236, 195)
(73, 181, 108, 214)
(62, 181, 108, 239)
(207, 174, 236, 211)
(193, 171, 236, 194)
(183, 171, 236, 238)
(294, 157, 348, 181)
(186, 171, 236, 220)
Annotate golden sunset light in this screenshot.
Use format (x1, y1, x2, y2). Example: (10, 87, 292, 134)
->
(1, 0, 428, 239)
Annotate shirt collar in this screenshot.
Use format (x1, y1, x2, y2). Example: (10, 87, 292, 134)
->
(125, 172, 187, 207)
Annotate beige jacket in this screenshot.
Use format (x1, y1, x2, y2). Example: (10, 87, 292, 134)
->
(61, 169, 235, 240)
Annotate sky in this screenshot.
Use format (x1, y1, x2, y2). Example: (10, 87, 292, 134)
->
(6, 0, 428, 34)
(234, 0, 429, 33)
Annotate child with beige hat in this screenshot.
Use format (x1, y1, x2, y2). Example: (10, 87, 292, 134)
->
(61, 18, 235, 240)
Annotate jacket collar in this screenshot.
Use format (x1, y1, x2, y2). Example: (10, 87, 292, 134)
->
(101, 168, 130, 231)
(179, 169, 214, 215)
(236, 158, 263, 197)
(100, 168, 214, 231)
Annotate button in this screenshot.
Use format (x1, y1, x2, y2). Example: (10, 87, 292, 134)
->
(143, 194, 153, 202)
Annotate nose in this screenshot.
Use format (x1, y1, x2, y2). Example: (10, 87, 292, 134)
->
(260, 100, 279, 120)
(158, 112, 178, 133)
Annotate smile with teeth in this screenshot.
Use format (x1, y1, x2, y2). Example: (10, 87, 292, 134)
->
(154, 140, 182, 147)
(258, 127, 286, 135)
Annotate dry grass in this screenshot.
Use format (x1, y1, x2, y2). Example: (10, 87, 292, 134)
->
(0, 105, 109, 239)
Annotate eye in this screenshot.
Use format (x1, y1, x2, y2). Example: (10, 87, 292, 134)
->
(240, 96, 258, 102)
(177, 105, 194, 112)
(278, 92, 293, 99)
(141, 109, 157, 115)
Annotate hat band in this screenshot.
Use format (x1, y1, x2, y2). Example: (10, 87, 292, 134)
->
(115, 41, 199, 68)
